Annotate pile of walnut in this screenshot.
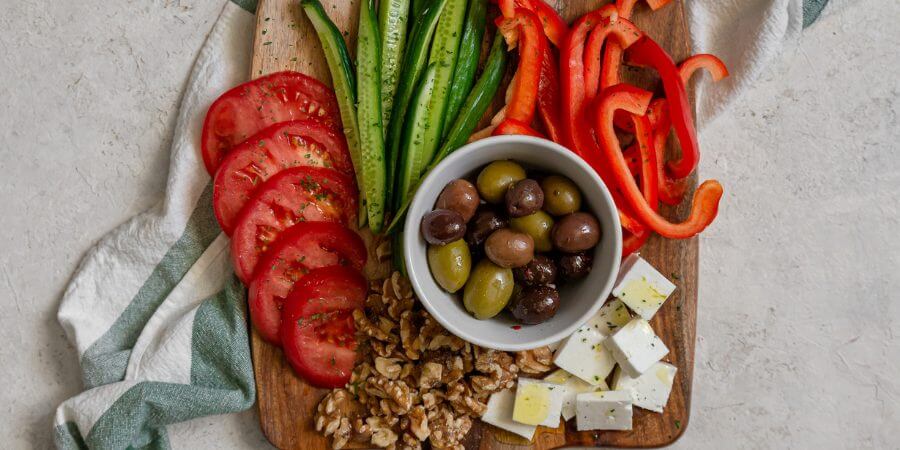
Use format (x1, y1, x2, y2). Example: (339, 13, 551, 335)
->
(314, 272, 554, 450)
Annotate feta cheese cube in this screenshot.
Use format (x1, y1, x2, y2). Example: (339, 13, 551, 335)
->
(584, 298, 632, 336)
(612, 362, 677, 412)
(575, 390, 633, 431)
(544, 369, 605, 421)
(512, 378, 565, 427)
(553, 327, 616, 386)
(482, 389, 536, 440)
(603, 318, 669, 377)
(612, 254, 676, 320)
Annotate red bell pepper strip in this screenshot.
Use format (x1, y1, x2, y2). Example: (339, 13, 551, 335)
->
(496, 0, 568, 47)
(618, 110, 659, 247)
(627, 35, 699, 179)
(598, 0, 637, 92)
(537, 47, 563, 143)
(600, 0, 672, 92)
(560, 5, 641, 163)
(595, 84, 723, 239)
(622, 56, 728, 202)
(496, 8, 547, 126)
(493, 118, 545, 138)
(623, 228, 650, 257)
(680, 53, 729, 83)
(645, 0, 674, 11)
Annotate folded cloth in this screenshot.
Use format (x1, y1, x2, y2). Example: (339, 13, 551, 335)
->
(53, 0, 832, 448)
(688, 0, 830, 125)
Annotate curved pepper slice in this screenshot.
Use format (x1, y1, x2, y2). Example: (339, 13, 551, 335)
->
(537, 47, 563, 143)
(493, 118, 545, 138)
(496, 0, 568, 47)
(645, 99, 689, 205)
(595, 84, 723, 239)
(627, 35, 699, 179)
(560, 5, 641, 165)
(619, 109, 658, 256)
(600, 0, 673, 92)
(496, 8, 548, 126)
(598, 0, 638, 92)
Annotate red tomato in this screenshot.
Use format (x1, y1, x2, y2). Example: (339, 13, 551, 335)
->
(230, 167, 358, 283)
(251, 264, 366, 349)
(201, 71, 342, 174)
(213, 120, 354, 234)
(279, 266, 367, 387)
(246, 222, 367, 343)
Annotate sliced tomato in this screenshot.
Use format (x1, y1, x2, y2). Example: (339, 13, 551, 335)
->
(251, 265, 367, 349)
(213, 120, 353, 234)
(231, 167, 358, 283)
(279, 266, 367, 387)
(246, 222, 367, 343)
(201, 71, 342, 174)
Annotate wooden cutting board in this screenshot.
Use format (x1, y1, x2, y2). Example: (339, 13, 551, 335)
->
(248, 0, 698, 448)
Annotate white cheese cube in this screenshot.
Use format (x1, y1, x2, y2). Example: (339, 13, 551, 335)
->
(482, 389, 536, 440)
(612, 362, 677, 412)
(603, 318, 669, 377)
(544, 369, 605, 421)
(584, 298, 632, 336)
(575, 390, 633, 431)
(612, 254, 676, 320)
(512, 378, 565, 427)
(553, 327, 616, 386)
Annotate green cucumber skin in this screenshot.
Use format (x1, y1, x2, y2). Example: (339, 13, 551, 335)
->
(386, 33, 508, 233)
(395, 64, 438, 209)
(384, 0, 448, 209)
(416, 0, 467, 181)
(410, 0, 428, 26)
(357, 0, 388, 232)
(378, 0, 411, 133)
(443, 0, 486, 135)
(301, 0, 367, 225)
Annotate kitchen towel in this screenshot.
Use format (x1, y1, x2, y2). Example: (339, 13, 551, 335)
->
(52, 0, 831, 448)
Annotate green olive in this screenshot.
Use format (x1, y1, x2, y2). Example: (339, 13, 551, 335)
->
(427, 239, 472, 293)
(541, 175, 582, 216)
(463, 259, 514, 319)
(510, 210, 555, 252)
(476, 160, 526, 204)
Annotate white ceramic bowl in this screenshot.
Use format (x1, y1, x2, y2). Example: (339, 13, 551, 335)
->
(404, 135, 622, 351)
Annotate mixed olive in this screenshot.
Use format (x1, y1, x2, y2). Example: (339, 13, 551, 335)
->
(423, 160, 601, 325)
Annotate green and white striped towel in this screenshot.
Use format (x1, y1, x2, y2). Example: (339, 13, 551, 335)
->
(52, 0, 831, 448)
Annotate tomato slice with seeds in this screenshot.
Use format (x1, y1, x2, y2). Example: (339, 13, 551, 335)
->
(213, 120, 354, 235)
(251, 265, 366, 351)
(201, 71, 342, 174)
(279, 266, 367, 387)
(246, 222, 367, 344)
(231, 167, 357, 283)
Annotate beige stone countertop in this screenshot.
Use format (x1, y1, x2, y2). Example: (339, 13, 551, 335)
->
(0, 0, 896, 448)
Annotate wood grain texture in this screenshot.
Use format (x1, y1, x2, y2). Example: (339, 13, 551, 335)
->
(249, 0, 697, 448)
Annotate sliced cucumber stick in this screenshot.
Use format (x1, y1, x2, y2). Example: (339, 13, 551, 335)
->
(378, 0, 411, 131)
(444, 0, 486, 134)
(356, 0, 388, 232)
(395, 64, 438, 207)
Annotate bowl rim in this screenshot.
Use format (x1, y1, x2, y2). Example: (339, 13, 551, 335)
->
(403, 134, 623, 351)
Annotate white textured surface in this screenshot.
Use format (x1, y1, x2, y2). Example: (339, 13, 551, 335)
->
(0, 1, 897, 449)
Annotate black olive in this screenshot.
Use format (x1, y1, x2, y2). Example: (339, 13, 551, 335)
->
(509, 285, 560, 324)
(505, 179, 544, 218)
(421, 209, 466, 245)
(558, 252, 593, 280)
(513, 254, 558, 286)
(465, 206, 508, 248)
